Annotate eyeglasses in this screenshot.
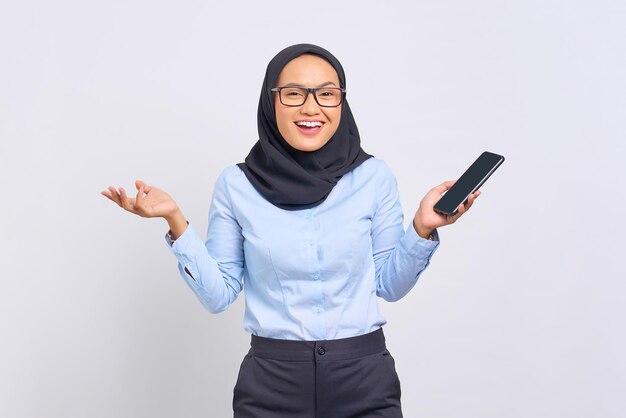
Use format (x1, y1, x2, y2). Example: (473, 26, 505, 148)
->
(271, 86, 346, 107)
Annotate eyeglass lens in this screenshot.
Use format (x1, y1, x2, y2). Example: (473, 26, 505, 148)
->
(280, 88, 342, 107)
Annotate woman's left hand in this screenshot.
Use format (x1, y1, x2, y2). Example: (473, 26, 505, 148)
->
(412, 180, 480, 239)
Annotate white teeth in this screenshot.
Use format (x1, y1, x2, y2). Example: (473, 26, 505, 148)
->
(296, 121, 323, 127)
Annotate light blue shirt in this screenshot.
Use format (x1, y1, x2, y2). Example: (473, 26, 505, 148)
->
(166, 158, 439, 340)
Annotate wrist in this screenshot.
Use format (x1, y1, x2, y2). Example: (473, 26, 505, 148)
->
(413, 212, 434, 240)
(165, 209, 188, 241)
(164, 207, 183, 224)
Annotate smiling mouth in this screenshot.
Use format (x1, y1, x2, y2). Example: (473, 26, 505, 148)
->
(294, 121, 324, 135)
(295, 121, 324, 128)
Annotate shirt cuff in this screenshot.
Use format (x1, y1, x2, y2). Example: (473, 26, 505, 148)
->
(400, 224, 440, 256)
(164, 222, 206, 264)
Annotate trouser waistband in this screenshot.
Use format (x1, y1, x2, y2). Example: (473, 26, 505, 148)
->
(249, 328, 387, 361)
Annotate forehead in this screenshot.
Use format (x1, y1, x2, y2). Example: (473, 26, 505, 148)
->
(276, 54, 340, 86)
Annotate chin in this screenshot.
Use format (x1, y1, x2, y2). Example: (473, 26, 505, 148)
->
(292, 137, 330, 152)
(279, 125, 334, 152)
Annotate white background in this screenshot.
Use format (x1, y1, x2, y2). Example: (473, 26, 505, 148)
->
(1, 0, 625, 417)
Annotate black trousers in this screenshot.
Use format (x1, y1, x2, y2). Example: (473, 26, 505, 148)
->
(233, 328, 402, 418)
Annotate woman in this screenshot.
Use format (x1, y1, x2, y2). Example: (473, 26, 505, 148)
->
(102, 44, 479, 417)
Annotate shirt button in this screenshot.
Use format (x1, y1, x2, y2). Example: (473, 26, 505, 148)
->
(317, 346, 326, 355)
(313, 274, 319, 280)
(308, 240, 314, 246)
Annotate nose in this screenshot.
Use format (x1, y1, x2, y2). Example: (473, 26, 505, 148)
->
(299, 92, 320, 115)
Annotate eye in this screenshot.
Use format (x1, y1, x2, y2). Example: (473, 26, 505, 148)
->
(318, 89, 336, 97)
(283, 88, 305, 97)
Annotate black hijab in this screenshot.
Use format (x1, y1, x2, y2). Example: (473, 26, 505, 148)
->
(237, 44, 372, 210)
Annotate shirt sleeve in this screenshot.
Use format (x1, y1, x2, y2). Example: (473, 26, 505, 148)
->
(165, 171, 244, 313)
(371, 163, 440, 302)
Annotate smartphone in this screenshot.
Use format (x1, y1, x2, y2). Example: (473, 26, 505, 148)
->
(433, 151, 505, 216)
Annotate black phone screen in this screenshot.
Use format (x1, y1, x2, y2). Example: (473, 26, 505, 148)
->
(433, 151, 505, 216)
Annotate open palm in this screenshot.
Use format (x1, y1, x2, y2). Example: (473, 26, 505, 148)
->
(101, 180, 178, 219)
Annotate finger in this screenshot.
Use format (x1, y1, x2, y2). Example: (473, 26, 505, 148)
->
(119, 187, 129, 209)
(119, 187, 136, 212)
(101, 190, 118, 204)
(135, 185, 145, 211)
(454, 203, 467, 219)
(446, 198, 469, 224)
(448, 210, 463, 224)
(466, 192, 478, 208)
(107, 186, 122, 206)
(446, 213, 458, 224)
(135, 179, 153, 194)
(452, 194, 478, 222)
(464, 191, 480, 211)
(101, 191, 117, 205)
(432, 180, 456, 194)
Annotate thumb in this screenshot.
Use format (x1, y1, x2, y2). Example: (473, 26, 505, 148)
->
(431, 180, 455, 195)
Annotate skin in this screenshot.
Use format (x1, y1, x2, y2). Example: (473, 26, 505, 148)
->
(413, 182, 479, 239)
(274, 54, 342, 152)
(101, 180, 188, 238)
(101, 55, 479, 239)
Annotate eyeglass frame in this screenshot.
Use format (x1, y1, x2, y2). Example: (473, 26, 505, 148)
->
(270, 86, 347, 108)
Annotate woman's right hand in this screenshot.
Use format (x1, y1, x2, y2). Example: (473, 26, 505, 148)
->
(101, 180, 180, 220)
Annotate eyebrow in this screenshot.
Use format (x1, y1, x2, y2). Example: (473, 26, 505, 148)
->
(282, 81, 338, 88)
